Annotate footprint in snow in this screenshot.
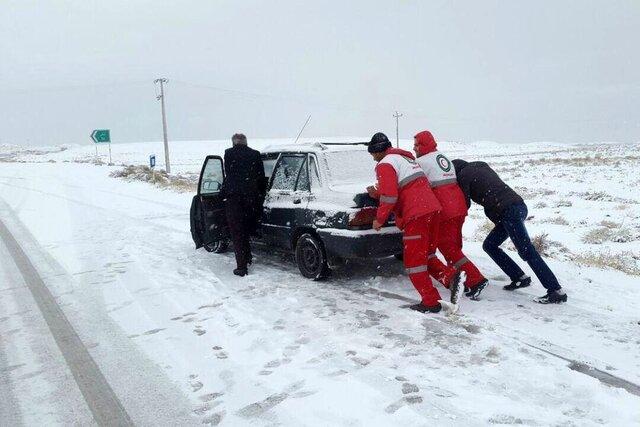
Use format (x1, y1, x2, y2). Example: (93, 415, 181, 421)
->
(143, 328, 165, 335)
(199, 392, 224, 402)
(295, 336, 310, 345)
(402, 383, 420, 394)
(283, 344, 300, 357)
(264, 359, 281, 368)
(272, 319, 286, 330)
(193, 327, 206, 336)
(236, 381, 305, 418)
(320, 351, 337, 360)
(201, 411, 225, 426)
(198, 302, 223, 310)
(385, 395, 423, 414)
(350, 356, 371, 367)
(326, 369, 349, 377)
(193, 401, 222, 415)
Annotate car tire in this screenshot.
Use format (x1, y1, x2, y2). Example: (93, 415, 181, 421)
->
(295, 233, 330, 280)
(204, 239, 229, 253)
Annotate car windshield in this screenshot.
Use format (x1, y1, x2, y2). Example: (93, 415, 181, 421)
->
(325, 150, 377, 185)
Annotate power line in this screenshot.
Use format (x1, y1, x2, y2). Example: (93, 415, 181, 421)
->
(0, 79, 150, 94)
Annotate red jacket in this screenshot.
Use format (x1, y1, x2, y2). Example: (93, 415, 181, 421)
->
(414, 131, 468, 221)
(374, 148, 442, 229)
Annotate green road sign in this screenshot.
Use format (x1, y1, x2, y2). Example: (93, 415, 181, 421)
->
(91, 129, 110, 143)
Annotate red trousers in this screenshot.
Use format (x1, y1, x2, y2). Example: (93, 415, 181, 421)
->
(429, 215, 485, 288)
(403, 213, 444, 306)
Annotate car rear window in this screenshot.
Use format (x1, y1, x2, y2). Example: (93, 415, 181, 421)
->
(325, 150, 377, 184)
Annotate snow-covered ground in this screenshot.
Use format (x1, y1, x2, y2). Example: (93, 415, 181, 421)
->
(0, 138, 639, 426)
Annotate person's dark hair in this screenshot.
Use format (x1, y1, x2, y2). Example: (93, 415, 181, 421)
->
(368, 132, 392, 153)
(232, 133, 247, 145)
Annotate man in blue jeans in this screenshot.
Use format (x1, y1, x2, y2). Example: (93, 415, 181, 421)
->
(452, 159, 567, 304)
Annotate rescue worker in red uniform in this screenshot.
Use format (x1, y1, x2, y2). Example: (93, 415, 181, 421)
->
(413, 130, 489, 299)
(367, 132, 462, 313)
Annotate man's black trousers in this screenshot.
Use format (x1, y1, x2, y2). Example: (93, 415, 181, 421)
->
(225, 196, 260, 269)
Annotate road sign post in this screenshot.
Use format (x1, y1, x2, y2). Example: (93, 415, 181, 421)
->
(149, 154, 156, 181)
(91, 129, 112, 164)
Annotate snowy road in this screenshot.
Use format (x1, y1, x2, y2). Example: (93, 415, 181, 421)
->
(1, 141, 640, 425)
(0, 214, 132, 425)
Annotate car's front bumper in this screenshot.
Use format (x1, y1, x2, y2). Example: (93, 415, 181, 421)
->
(317, 227, 403, 259)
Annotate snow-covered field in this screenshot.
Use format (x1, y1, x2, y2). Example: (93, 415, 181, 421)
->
(1, 138, 639, 426)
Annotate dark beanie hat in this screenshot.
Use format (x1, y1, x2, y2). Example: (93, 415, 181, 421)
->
(368, 132, 392, 153)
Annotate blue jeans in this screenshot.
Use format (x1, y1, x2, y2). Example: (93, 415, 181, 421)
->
(482, 203, 561, 291)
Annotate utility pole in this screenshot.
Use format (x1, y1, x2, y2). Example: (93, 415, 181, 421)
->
(393, 111, 403, 148)
(154, 78, 171, 173)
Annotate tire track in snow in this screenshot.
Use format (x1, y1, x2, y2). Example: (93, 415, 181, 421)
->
(0, 214, 134, 426)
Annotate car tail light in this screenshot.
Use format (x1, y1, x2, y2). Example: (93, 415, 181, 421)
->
(348, 207, 377, 229)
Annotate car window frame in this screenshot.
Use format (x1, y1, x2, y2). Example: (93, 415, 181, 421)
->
(268, 152, 308, 193)
(198, 155, 225, 196)
(308, 153, 322, 192)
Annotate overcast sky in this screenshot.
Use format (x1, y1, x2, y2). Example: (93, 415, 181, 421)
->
(1, 0, 638, 146)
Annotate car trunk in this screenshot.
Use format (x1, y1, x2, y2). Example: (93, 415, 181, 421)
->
(324, 183, 396, 230)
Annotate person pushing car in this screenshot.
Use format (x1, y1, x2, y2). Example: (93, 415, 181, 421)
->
(453, 159, 567, 304)
(413, 130, 488, 299)
(366, 132, 462, 313)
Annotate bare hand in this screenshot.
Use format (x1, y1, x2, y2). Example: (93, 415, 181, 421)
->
(372, 219, 382, 231)
(367, 185, 378, 198)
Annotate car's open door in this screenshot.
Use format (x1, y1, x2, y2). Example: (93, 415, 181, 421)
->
(190, 155, 228, 249)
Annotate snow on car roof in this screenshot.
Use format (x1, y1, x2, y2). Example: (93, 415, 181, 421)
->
(262, 142, 369, 154)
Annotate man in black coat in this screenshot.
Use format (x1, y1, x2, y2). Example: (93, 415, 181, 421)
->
(223, 133, 266, 276)
(452, 159, 567, 304)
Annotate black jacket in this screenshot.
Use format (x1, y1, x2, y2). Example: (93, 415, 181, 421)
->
(223, 145, 266, 198)
(452, 159, 524, 223)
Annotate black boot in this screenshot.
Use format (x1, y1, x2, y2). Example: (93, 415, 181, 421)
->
(450, 271, 463, 306)
(535, 289, 567, 304)
(464, 278, 489, 300)
(503, 276, 531, 291)
(233, 267, 248, 277)
(409, 302, 442, 313)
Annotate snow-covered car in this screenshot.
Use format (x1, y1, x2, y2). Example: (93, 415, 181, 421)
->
(190, 142, 403, 279)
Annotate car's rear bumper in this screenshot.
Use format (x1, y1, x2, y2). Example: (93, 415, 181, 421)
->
(317, 227, 402, 259)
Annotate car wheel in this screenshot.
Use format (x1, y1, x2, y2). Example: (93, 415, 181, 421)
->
(295, 233, 330, 280)
(204, 239, 229, 253)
